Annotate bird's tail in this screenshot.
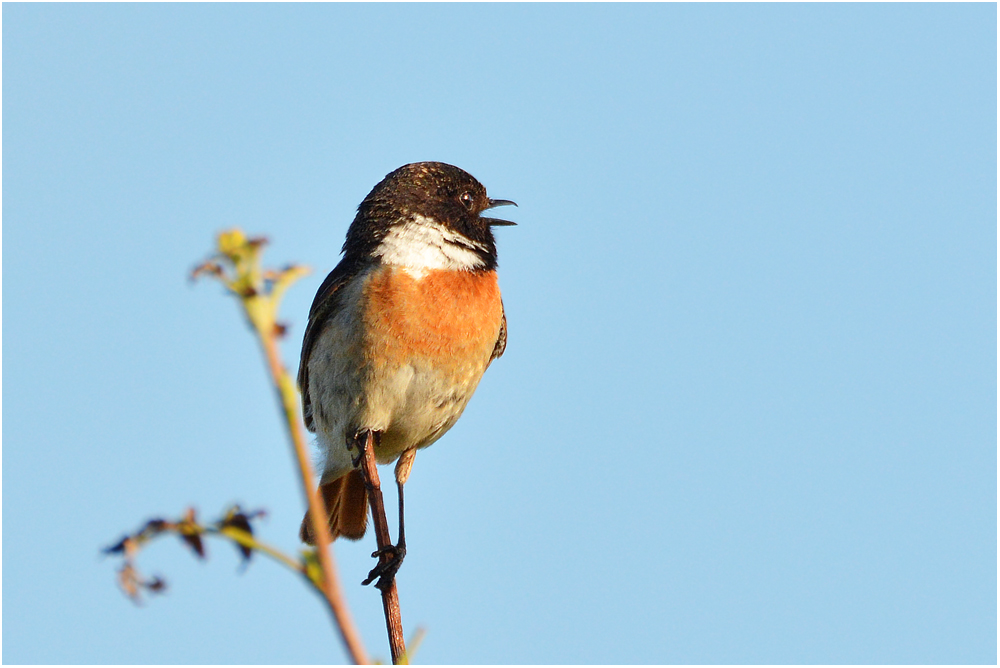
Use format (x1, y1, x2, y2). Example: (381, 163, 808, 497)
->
(299, 469, 368, 544)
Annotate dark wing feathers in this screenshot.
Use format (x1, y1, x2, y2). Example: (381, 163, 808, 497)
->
(490, 300, 507, 364)
(298, 258, 364, 432)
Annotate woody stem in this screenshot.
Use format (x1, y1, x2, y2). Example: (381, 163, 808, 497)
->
(257, 328, 369, 665)
(357, 430, 407, 664)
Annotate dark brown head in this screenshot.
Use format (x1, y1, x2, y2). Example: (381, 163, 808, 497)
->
(342, 162, 516, 272)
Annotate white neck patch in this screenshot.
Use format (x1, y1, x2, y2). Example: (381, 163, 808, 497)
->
(374, 214, 487, 278)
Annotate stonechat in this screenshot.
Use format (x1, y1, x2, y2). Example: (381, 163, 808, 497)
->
(298, 162, 515, 581)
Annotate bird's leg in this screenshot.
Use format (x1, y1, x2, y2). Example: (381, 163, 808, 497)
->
(363, 447, 416, 591)
(348, 429, 368, 468)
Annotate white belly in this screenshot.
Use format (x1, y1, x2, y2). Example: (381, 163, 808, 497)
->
(306, 269, 494, 482)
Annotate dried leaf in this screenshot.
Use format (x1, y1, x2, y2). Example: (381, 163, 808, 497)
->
(144, 518, 167, 533)
(220, 507, 256, 564)
(145, 576, 167, 593)
(103, 536, 129, 555)
(177, 509, 205, 558)
(180, 532, 205, 559)
(190, 261, 225, 281)
(225, 512, 253, 534)
(118, 564, 141, 602)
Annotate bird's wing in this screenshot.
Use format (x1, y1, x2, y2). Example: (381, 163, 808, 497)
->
(490, 299, 507, 364)
(298, 257, 364, 433)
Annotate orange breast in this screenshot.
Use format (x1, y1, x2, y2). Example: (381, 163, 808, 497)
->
(360, 266, 503, 372)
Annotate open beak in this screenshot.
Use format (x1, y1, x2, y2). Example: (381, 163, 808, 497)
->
(482, 198, 518, 227)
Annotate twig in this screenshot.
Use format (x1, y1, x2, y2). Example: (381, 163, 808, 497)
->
(358, 431, 407, 664)
(105, 507, 311, 601)
(259, 332, 369, 665)
(193, 230, 370, 664)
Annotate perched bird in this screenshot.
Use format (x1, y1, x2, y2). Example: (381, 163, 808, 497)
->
(298, 162, 515, 582)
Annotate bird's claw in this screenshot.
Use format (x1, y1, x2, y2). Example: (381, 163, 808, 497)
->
(362, 543, 406, 591)
(348, 430, 367, 468)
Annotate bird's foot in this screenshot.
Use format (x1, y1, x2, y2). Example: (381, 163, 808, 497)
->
(362, 543, 406, 591)
(348, 430, 371, 468)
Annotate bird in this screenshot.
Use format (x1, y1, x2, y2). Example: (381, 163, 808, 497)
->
(297, 161, 515, 584)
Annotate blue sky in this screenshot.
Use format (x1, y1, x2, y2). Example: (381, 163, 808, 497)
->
(3, 3, 996, 664)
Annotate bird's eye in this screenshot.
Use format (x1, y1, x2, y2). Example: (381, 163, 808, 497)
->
(460, 192, 475, 211)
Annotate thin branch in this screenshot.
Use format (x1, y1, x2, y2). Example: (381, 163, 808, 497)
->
(193, 230, 370, 664)
(216, 526, 302, 573)
(105, 507, 311, 602)
(358, 431, 407, 664)
(263, 335, 371, 663)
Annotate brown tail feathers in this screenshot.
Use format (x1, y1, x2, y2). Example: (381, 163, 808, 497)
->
(299, 469, 368, 544)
